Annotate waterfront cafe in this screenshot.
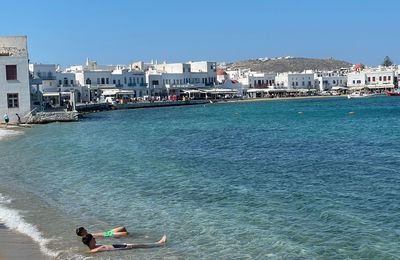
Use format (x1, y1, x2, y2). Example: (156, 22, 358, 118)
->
(181, 89, 205, 100)
(203, 88, 239, 99)
(42, 92, 61, 108)
(349, 85, 395, 94)
(101, 89, 136, 103)
(331, 86, 349, 94)
(181, 88, 239, 100)
(42, 91, 81, 109)
(246, 88, 316, 98)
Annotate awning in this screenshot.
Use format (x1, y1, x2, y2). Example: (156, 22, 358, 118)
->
(181, 90, 203, 94)
(102, 89, 135, 95)
(331, 86, 348, 90)
(350, 86, 369, 90)
(204, 89, 238, 94)
(42, 92, 60, 97)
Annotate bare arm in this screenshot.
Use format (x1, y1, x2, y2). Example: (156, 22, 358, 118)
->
(90, 245, 114, 253)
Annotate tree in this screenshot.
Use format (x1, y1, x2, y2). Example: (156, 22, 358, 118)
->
(382, 56, 393, 67)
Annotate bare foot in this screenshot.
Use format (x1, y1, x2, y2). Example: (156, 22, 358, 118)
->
(158, 235, 167, 244)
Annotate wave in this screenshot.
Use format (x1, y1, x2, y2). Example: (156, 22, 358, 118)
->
(0, 193, 60, 258)
(0, 128, 23, 141)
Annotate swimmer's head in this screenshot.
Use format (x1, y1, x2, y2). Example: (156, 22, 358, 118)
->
(82, 234, 95, 248)
(76, 227, 87, 236)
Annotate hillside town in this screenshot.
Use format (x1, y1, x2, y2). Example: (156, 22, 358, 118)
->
(1, 36, 399, 124)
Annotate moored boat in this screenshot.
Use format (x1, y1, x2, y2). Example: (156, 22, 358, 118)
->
(386, 91, 400, 96)
(347, 92, 375, 99)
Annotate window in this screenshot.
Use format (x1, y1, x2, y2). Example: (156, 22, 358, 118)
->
(372, 77, 375, 82)
(379, 76, 382, 81)
(7, 93, 19, 108)
(367, 77, 371, 82)
(383, 76, 387, 81)
(6, 65, 17, 80)
(388, 76, 391, 81)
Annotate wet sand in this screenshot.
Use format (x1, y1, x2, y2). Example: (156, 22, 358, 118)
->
(0, 128, 47, 259)
(0, 223, 49, 260)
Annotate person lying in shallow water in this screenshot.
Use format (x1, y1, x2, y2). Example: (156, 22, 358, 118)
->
(81, 233, 167, 253)
(76, 226, 128, 238)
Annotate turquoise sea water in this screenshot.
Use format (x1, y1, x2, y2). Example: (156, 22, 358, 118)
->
(0, 96, 400, 259)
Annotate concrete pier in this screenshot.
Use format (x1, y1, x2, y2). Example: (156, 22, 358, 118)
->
(27, 111, 79, 124)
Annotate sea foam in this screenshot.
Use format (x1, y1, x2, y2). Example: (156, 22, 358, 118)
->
(0, 193, 59, 257)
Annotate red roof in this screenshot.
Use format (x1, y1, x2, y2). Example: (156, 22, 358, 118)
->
(354, 63, 365, 70)
(216, 70, 227, 75)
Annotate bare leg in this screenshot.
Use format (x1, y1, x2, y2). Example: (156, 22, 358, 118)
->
(113, 226, 127, 232)
(158, 235, 167, 244)
(126, 235, 167, 249)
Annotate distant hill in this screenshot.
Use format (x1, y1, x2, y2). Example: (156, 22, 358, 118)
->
(226, 57, 353, 73)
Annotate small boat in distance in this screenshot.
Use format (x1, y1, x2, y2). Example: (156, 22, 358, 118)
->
(347, 92, 375, 99)
(386, 91, 400, 96)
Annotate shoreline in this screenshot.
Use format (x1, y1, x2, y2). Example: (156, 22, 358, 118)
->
(0, 126, 22, 142)
(0, 127, 49, 259)
(0, 223, 50, 259)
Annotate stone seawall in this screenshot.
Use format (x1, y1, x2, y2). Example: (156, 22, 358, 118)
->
(27, 111, 79, 124)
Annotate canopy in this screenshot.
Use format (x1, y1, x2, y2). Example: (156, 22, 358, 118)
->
(42, 92, 60, 97)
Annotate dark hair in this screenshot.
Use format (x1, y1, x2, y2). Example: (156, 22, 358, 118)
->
(76, 227, 86, 236)
(82, 234, 93, 247)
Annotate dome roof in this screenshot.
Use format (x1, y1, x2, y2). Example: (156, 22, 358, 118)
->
(216, 70, 227, 75)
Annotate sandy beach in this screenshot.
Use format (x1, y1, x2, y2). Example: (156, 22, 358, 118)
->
(0, 127, 49, 259)
(0, 223, 50, 260)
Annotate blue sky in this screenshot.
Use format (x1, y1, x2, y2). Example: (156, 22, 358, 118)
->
(1, 0, 399, 66)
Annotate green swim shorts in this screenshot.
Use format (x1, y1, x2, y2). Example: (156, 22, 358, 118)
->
(103, 229, 115, 237)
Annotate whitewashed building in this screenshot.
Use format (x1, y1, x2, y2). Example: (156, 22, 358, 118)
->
(275, 72, 315, 89)
(240, 71, 276, 88)
(0, 36, 31, 123)
(347, 67, 396, 91)
(29, 63, 89, 106)
(314, 71, 347, 91)
(67, 60, 147, 102)
(151, 61, 217, 96)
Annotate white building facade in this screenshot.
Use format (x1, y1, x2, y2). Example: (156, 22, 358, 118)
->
(150, 61, 217, 96)
(275, 72, 315, 89)
(314, 71, 347, 91)
(347, 67, 396, 91)
(67, 60, 147, 102)
(0, 36, 31, 123)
